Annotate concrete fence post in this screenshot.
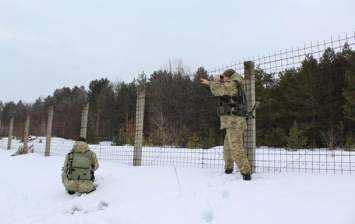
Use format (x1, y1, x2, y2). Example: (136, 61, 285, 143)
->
(243, 61, 256, 173)
(23, 115, 30, 150)
(45, 106, 54, 156)
(80, 101, 89, 138)
(133, 85, 146, 166)
(7, 117, 14, 150)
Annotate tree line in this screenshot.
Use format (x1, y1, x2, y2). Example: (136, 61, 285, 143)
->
(256, 44, 355, 150)
(0, 46, 354, 150)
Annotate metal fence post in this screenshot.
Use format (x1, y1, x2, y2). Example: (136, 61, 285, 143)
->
(80, 101, 89, 138)
(45, 106, 54, 156)
(23, 115, 30, 150)
(7, 117, 14, 150)
(244, 61, 256, 173)
(133, 85, 146, 166)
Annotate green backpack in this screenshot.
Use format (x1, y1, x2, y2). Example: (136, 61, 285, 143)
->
(217, 80, 248, 117)
(66, 151, 93, 181)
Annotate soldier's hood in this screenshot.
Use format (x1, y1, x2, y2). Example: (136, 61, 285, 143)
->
(73, 141, 90, 153)
(229, 73, 243, 84)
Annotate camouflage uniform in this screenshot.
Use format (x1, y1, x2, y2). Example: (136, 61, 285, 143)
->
(208, 73, 251, 175)
(62, 140, 99, 193)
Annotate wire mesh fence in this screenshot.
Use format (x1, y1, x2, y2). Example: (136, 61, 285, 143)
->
(1, 137, 354, 174)
(1, 31, 355, 174)
(209, 30, 355, 173)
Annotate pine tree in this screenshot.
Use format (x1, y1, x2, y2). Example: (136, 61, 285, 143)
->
(344, 131, 355, 151)
(342, 54, 355, 121)
(287, 120, 307, 150)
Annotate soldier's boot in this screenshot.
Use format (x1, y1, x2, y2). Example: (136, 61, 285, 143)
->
(242, 173, 251, 181)
(225, 169, 233, 174)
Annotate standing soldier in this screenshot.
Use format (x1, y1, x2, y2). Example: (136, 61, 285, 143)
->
(201, 69, 252, 180)
(62, 137, 100, 194)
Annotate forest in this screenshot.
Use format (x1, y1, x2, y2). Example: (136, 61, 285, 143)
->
(1, 45, 355, 150)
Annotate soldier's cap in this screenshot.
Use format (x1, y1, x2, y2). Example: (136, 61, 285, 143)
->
(222, 69, 236, 78)
(76, 137, 86, 142)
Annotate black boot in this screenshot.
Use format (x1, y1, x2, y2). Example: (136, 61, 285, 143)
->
(67, 191, 75, 195)
(242, 173, 251, 181)
(225, 169, 233, 174)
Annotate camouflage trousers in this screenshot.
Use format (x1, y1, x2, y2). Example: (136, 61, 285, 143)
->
(61, 172, 95, 193)
(223, 117, 251, 174)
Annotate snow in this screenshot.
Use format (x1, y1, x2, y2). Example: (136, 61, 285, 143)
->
(0, 138, 355, 224)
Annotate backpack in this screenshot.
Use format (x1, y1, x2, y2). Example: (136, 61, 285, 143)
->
(66, 151, 93, 181)
(235, 80, 248, 116)
(217, 80, 248, 117)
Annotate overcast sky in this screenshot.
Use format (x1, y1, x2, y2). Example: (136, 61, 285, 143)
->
(1, 0, 354, 103)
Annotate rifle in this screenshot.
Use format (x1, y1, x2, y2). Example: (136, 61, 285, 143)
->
(246, 101, 260, 121)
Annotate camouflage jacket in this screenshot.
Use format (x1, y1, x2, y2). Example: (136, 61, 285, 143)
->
(208, 73, 245, 130)
(208, 73, 243, 96)
(63, 141, 99, 174)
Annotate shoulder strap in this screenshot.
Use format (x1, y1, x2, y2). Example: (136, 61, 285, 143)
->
(67, 151, 74, 174)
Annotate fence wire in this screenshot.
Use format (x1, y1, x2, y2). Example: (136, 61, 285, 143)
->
(1, 32, 355, 174)
(206, 31, 355, 174)
(1, 137, 354, 174)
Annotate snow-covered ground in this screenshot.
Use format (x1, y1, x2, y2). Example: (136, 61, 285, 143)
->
(0, 138, 354, 224)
